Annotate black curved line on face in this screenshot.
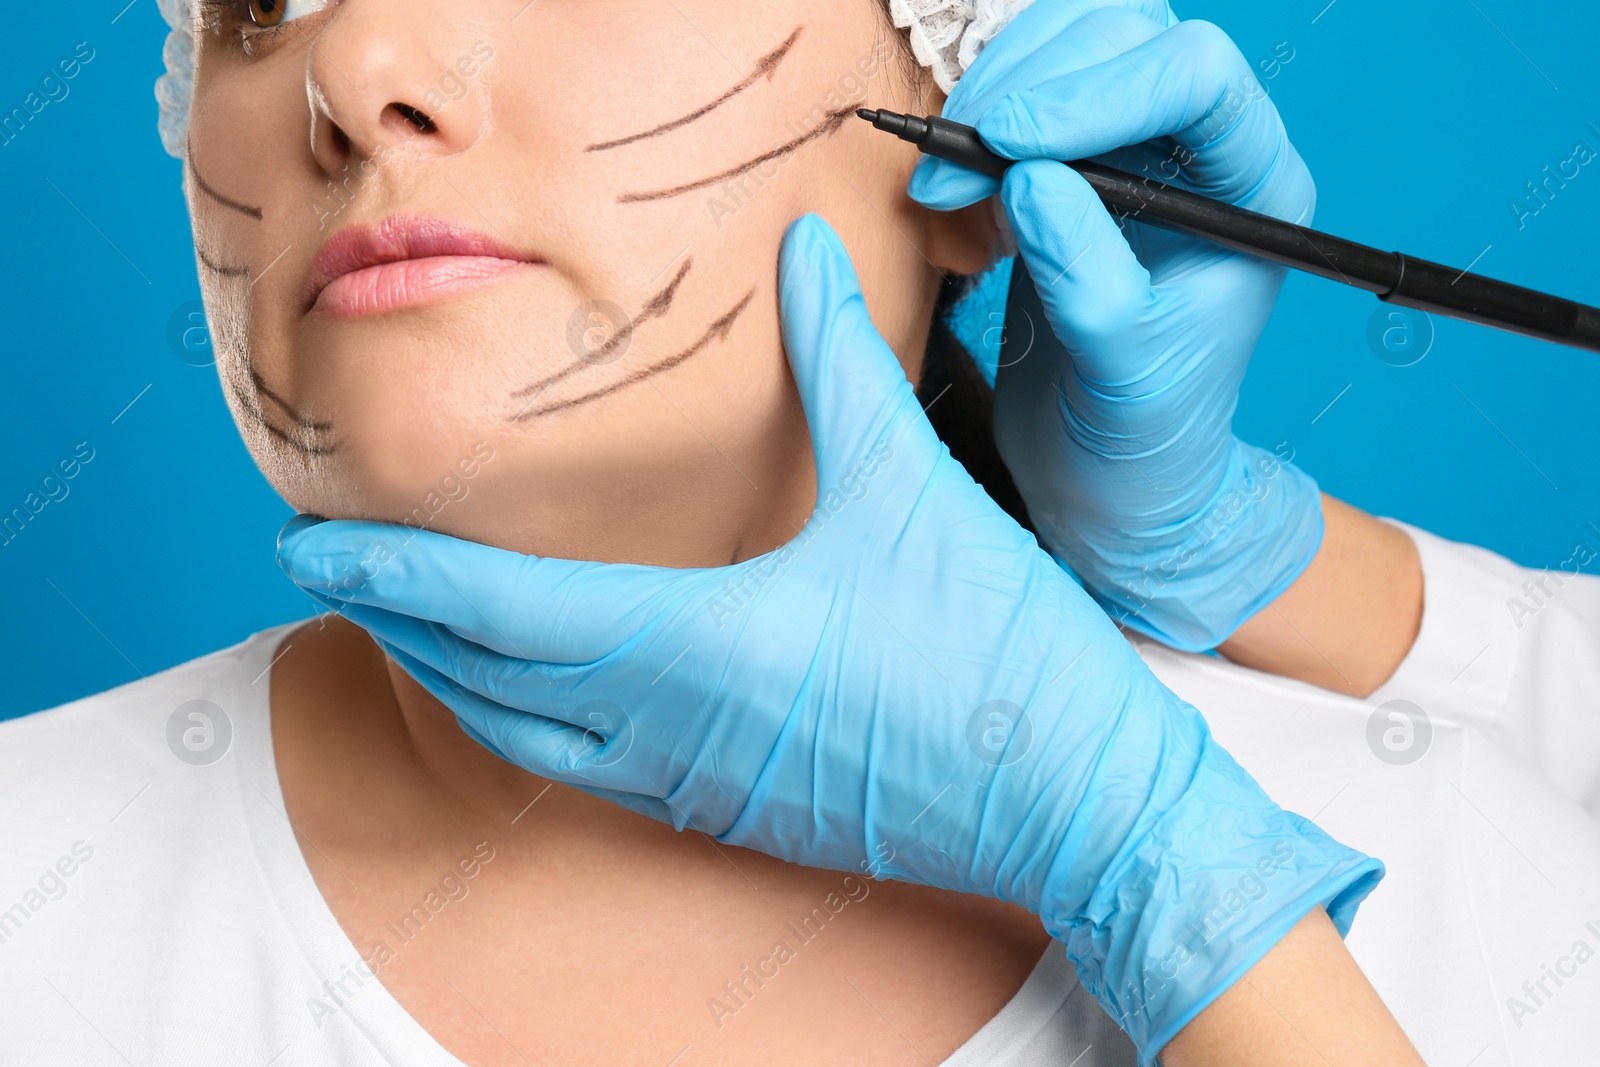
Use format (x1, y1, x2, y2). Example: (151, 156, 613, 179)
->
(586, 27, 804, 153)
(260, 416, 338, 457)
(187, 143, 265, 221)
(615, 103, 857, 203)
(227, 377, 337, 457)
(252, 369, 335, 432)
(512, 258, 695, 400)
(511, 289, 756, 422)
(197, 245, 250, 278)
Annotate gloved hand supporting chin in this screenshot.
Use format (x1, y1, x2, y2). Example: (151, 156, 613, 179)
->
(278, 213, 1380, 1064)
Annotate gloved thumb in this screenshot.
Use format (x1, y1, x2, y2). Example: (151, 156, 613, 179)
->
(275, 515, 682, 666)
(777, 213, 935, 491)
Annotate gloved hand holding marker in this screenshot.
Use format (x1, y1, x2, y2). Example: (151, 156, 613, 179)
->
(879, 38, 1600, 352)
(908, 6, 1334, 651)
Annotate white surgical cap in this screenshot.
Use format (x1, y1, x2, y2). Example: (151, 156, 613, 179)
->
(155, 0, 194, 157)
(889, 0, 1036, 93)
(154, 0, 1038, 158)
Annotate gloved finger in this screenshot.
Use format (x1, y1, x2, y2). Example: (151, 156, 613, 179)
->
(778, 214, 937, 490)
(300, 590, 608, 726)
(277, 515, 692, 665)
(355, 610, 672, 808)
(435, 655, 669, 803)
(911, 4, 1170, 210)
(903, 149, 1003, 212)
(976, 20, 1311, 217)
(373, 636, 605, 785)
(1000, 159, 1156, 369)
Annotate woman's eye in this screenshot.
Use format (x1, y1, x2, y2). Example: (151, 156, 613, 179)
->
(247, 0, 327, 29)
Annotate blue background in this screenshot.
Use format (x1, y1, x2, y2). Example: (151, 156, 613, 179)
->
(4, 0, 1597, 719)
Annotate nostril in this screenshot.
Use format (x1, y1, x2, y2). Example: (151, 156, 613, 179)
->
(389, 103, 437, 134)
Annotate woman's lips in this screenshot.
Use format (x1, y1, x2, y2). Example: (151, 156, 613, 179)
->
(305, 214, 539, 319)
(314, 256, 527, 319)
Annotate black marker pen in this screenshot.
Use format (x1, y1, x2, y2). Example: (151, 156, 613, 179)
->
(858, 108, 1600, 354)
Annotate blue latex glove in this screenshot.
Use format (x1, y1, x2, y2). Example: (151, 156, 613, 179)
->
(277, 214, 1380, 1062)
(911, 2, 1325, 652)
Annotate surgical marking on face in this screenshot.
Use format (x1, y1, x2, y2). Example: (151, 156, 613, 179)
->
(252, 369, 335, 432)
(222, 362, 336, 457)
(228, 376, 338, 457)
(187, 143, 265, 221)
(615, 103, 856, 203)
(512, 258, 695, 399)
(586, 27, 804, 153)
(196, 244, 250, 279)
(512, 289, 756, 421)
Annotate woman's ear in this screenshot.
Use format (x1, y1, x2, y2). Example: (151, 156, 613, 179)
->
(926, 197, 1001, 276)
(906, 80, 1001, 276)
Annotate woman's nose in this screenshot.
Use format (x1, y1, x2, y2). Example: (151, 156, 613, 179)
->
(306, 0, 490, 175)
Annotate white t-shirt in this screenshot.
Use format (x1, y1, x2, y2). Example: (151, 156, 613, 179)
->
(1, 524, 1597, 1066)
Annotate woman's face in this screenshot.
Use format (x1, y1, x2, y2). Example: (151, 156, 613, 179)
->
(188, 0, 986, 565)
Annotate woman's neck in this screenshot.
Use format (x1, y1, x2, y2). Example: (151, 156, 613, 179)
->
(272, 616, 555, 834)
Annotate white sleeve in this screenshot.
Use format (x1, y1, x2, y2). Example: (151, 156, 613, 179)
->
(1369, 521, 1600, 820)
